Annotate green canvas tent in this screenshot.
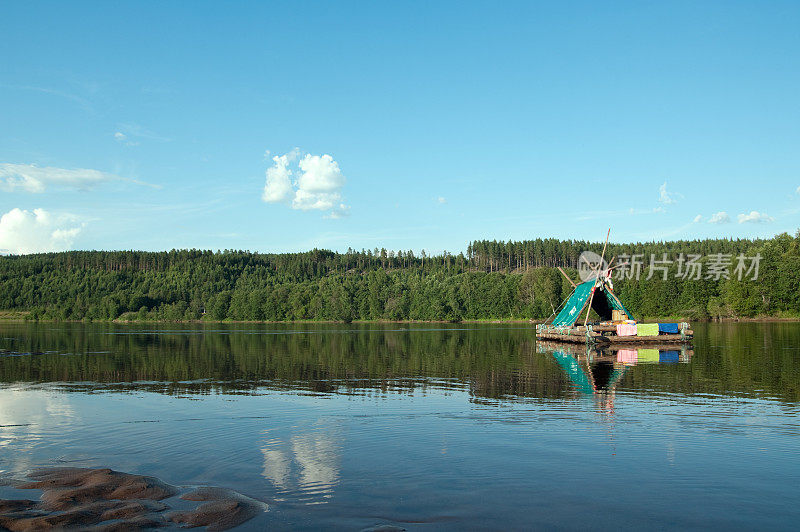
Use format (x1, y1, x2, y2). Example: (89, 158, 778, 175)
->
(550, 278, 632, 327)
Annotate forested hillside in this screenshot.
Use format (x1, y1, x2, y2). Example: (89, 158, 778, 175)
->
(1, 232, 798, 322)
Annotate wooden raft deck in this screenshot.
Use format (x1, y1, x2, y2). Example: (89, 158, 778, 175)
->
(535, 323, 693, 346)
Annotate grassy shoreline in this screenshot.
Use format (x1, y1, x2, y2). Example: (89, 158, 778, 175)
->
(2, 311, 799, 325)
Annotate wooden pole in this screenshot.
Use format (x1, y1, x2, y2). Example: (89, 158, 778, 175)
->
(583, 228, 611, 327)
(600, 228, 610, 263)
(557, 266, 577, 288)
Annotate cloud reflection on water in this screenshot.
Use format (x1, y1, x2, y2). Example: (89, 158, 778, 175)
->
(260, 419, 343, 505)
(0, 387, 76, 476)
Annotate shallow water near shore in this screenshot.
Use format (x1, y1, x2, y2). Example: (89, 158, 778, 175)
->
(1, 322, 799, 530)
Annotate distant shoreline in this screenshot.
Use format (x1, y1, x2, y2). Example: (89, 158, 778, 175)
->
(1, 312, 799, 325)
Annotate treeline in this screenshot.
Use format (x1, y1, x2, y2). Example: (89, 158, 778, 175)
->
(467, 237, 763, 271)
(0, 232, 798, 322)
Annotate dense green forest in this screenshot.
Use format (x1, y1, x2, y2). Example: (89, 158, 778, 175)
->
(0, 231, 798, 322)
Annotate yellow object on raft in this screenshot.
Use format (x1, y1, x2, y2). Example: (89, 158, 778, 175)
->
(636, 323, 660, 336)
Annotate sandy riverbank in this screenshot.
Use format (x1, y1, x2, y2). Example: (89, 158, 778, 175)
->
(0, 467, 266, 531)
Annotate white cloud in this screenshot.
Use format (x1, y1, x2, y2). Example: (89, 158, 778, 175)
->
(4, 84, 93, 112)
(709, 211, 731, 224)
(693, 214, 703, 223)
(0, 208, 85, 254)
(116, 123, 171, 142)
(796, 185, 800, 195)
(262, 151, 296, 203)
(262, 149, 350, 218)
(737, 210, 774, 224)
(292, 188, 341, 211)
(295, 154, 345, 194)
(658, 181, 679, 204)
(113, 131, 139, 146)
(324, 204, 351, 219)
(0, 163, 120, 193)
(0, 163, 157, 192)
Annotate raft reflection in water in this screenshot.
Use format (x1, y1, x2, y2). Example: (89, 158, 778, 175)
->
(536, 341, 694, 413)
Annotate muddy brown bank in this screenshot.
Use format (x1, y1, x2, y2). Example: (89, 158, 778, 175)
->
(0, 467, 266, 531)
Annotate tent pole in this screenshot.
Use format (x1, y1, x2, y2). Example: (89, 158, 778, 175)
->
(579, 298, 592, 327)
(583, 228, 611, 327)
(600, 228, 610, 264)
(557, 266, 576, 288)
(582, 289, 595, 327)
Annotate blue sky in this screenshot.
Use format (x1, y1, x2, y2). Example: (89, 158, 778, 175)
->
(1, 1, 799, 255)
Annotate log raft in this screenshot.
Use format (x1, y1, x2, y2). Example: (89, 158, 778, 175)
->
(538, 230, 693, 347)
(535, 322, 693, 345)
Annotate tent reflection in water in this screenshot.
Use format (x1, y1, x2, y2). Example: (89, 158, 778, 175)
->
(550, 349, 625, 395)
(535, 229, 693, 346)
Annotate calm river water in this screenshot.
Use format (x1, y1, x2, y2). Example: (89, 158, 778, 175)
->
(1, 322, 799, 530)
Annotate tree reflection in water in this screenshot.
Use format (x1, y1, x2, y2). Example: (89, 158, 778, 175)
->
(0, 322, 798, 403)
